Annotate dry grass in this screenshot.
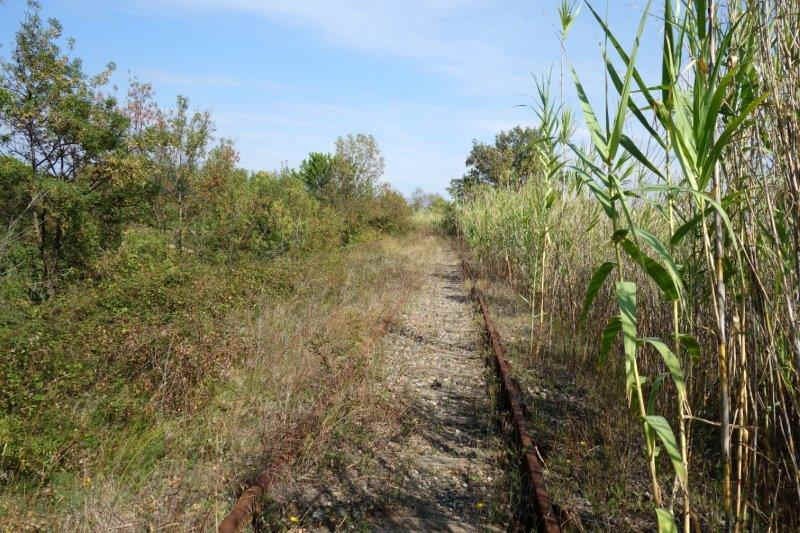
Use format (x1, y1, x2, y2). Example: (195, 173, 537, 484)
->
(1, 232, 439, 532)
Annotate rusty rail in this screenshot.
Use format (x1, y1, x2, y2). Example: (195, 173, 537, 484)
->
(465, 262, 561, 533)
(218, 262, 559, 532)
(218, 471, 274, 533)
(218, 299, 407, 533)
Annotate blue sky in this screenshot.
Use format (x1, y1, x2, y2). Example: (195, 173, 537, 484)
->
(0, 0, 661, 196)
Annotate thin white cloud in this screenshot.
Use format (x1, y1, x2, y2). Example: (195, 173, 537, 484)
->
(117, 0, 568, 194)
(136, 0, 541, 98)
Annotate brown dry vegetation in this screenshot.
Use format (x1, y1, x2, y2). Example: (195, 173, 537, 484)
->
(0, 6, 418, 528)
(254, 235, 513, 532)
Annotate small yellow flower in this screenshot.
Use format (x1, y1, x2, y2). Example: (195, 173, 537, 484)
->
(475, 501, 486, 510)
(289, 515, 300, 524)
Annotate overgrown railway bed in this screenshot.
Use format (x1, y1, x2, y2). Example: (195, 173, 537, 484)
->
(464, 260, 562, 533)
(219, 246, 562, 532)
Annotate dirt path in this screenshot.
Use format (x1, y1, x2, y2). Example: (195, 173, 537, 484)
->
(270, 238, 510, 532)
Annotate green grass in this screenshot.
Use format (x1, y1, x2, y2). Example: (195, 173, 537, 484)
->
(0, 224, 429, 530)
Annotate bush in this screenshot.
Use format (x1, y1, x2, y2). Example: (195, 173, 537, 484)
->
(367, 186, 413, 234)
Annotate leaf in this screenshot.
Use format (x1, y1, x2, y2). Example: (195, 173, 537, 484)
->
(568, 144, 607, 179)
(694, 0, 707, 42)
(585, 178, 616, 219)
(583, 212, 602, 234)
(585, 0, 656, 110)
(661, 0, 677, 106)
(700, 92, 768, 188)
(670, 210, 704, 246)
(581, 262, 616, 323)
(545, 188, 557, 209)
(706, 12, 748, 90)
(599, 316, 622, 364)
(608, 0, 653, 161)
(697, 69, 737, 160)
(633, 227, 684, 298)
(616, 281, 637, 335)
(620, 239, 679, 301)
(571, 66, 609, 161)
(645, 415, 687, 487)
(645, 184, 741, 254)
(678, 333, 701, 361)
(656, 508, 679, 533)
(620, 134, 664, 179)
(612, 229, 629, 243)
(604, 58, 665, 148)
(640, 337, 686, 398)
(647, 372, 668, 415)
(616, 281, 638, 397)
(662, 106, 699, 189)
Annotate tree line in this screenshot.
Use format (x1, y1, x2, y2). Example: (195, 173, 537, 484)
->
(0, 3, 410, 302)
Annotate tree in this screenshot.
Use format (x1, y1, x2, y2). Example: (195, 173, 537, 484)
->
(368, 184, 412, 233)
(450, 126, 543, 198)
(0, 156, 29, 228)
(0, 3, 131, 293)
(297, 152, 336, 197)
(494, 126, 542, 181)
(198, 138, 240, 193)
(135, 94, 212, 250)
(410, 187, 426, 210)
(124, 75, 163, 153)
(333, 133, 384, 198)
(409, 187, 442, 210)
(191, 139, 250, 256)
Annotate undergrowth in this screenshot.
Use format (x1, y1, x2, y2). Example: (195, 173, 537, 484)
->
(0, 229, 427, 531)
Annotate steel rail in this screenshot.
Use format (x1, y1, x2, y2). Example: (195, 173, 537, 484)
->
(464, 259, 561, 533)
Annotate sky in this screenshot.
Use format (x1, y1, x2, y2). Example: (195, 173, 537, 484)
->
(0, 0, 662, 197)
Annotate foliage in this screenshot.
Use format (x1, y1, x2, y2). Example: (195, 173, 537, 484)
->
(296, 151, 339, 197)
(409, 187, 445, 211)
(449, 126, 544, 197)
(333, 132, 384, 199)
(366, 184, 413, 234)
(292, 134, 410, 242)
(453, 1, 800, 529)
(0, 3, 141, 294)
(0, 4, 412, 521)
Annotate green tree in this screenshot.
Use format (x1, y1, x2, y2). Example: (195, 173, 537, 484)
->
(0, 3, 131, 294)
(450, 126, 543, 197)
(297, 151, 337, 197)
(139, 95, 212, 250)
(368, 184, 412, 233)
(0, 156, 31, 281)
(333, 133, 384, 200)
(0, 156, 29, 227)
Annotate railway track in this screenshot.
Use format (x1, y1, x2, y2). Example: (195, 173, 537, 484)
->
(462, 260, 561, 533)
(218, 255, 561, 532)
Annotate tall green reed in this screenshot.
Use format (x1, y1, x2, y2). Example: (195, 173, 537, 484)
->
(570, 3, 690, 529)
(454, 1, 800, 528)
